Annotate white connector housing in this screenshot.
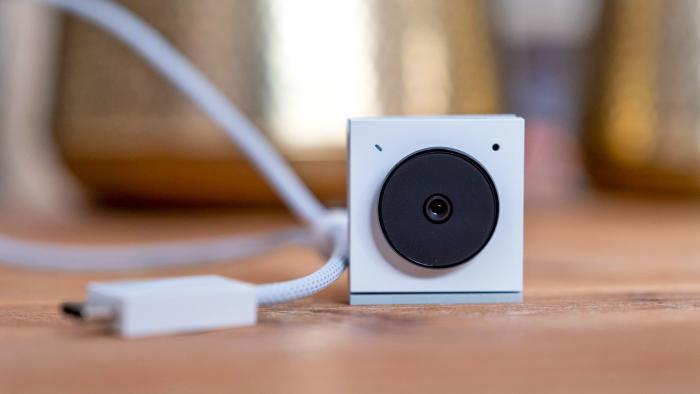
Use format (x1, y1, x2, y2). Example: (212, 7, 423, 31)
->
(85, 275, 256, 338)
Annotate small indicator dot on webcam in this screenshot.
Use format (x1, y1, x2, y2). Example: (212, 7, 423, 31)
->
(492, 144, 500, 151)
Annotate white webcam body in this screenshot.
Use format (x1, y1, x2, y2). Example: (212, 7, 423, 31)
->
(348, 116, 524, 305)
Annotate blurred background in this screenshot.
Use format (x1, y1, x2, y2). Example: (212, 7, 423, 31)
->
(1, 0, 700, 216)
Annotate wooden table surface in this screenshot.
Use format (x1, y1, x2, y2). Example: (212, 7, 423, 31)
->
(1, 197, 700, 393)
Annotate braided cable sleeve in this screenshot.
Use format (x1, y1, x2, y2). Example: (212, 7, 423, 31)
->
(256, 223, 347, 305)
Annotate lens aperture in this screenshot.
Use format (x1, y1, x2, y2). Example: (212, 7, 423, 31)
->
(424, 194, 452, 223)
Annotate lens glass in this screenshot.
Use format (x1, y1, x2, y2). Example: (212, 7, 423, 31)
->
(424, 194, 452, 223)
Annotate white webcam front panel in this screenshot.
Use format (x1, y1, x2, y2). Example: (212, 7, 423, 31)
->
(348, 116, 524, 295)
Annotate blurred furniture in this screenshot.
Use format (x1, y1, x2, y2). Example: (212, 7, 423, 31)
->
(584, 0, 700, 194)
(0, 2, 76, 212)
(54, 0, 499, 206)
(1, 197, 700, 392)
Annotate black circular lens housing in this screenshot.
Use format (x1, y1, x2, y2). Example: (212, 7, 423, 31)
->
(378, 149, 499, 269)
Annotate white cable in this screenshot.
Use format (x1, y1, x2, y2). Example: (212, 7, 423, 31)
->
(2, 0, 347, 304)
(0, 0, 325, 269)
(0, 228, 309, 272)
(256, 226, 347, 306)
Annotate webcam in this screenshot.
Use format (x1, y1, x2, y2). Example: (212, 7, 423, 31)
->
(348, 116, 524, 305)
(29, 1, 528, 337)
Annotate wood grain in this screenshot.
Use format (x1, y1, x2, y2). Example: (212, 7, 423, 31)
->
(1, 196, 700, 393)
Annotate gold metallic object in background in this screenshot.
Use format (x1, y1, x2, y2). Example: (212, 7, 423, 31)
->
(584, 0, 700, 194)
(54, 0, 499, 205)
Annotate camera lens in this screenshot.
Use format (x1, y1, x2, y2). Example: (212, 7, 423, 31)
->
(424, 194, 452, 223)
(378, 149, 499, 269)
